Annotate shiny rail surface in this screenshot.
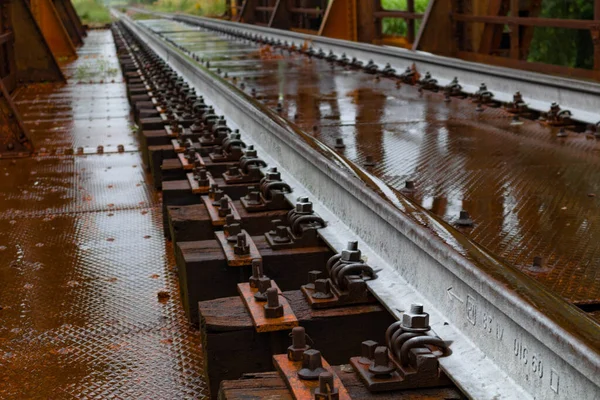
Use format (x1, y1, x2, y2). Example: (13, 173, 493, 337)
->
(141, 8, 600, 126)
(117, 10, 600, 400)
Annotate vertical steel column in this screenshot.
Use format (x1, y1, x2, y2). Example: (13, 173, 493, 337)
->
(509, 0, 519, 59)
(594, 0, 600, 71)
(406, 0, 415, 43)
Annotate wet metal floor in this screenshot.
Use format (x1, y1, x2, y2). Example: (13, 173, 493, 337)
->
(0, 30, 207, 398)
(141, 19, 600, 311)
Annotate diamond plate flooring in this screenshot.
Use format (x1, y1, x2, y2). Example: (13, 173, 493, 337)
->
(0, 30, 207, 399)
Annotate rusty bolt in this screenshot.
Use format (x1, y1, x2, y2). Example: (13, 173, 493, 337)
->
(368, 346, 396, 377)
(532, 256, 543, 269)
(195, 168, 209, 186)
(273, 226, 291, 243)
(288, 326, 310, 361)
(306, 270, 323, 289)
(225, 214, 241, 242)
(244, 186, 261, 205)
(298, 349, 326, 380)
(334, 138, 345, 149)
(218, 197, 230, 217)
(244, 145, 257, 158)
(117, 144, 125, 153)
(312, 279, 333, 299)
(254, 276, 271, 301)
(315, 372, 339, 400)
(265, 167, 281, 181)
(401, 303, 430, 332)
(234, 233, 249, 255)
(276, 102, 283, 113)
(295, 197, 313, 214)
(358, 340, 378, 365)
(456, 210, 474, 227)
(97, 145, 104, 154)
(77, 147, 84, 155)
(264, 287, 284, 319)
(211, 188, 224, 205)
(364, 155, 376, 167)
(249, 259, 263, 288)
(341, 241, 361, 263)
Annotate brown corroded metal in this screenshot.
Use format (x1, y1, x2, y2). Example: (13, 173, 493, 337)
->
(273, 353, 351, 400)
(30, 0, 77, 58)
(0, 29, 206, 398)
(237, 281, 299, 332)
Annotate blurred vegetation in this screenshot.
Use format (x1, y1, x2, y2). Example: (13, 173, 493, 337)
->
(527, 1, 594, 69)
(136, 0, 226, 16)
(72, 0, 112, 25)
(381, 0, 429, 36)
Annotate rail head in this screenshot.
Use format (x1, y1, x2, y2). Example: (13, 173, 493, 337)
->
(152, 9, 600, 125)
(116, 10, 600, 400)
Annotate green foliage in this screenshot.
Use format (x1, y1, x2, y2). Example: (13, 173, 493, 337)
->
(380, 0, 429, 36)
(150, 0, 226, 16)
(527, 1, 594, 69)
(72, 0, 112, 25)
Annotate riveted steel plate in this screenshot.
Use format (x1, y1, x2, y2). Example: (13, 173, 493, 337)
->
(1, 29, 207, 399)
(142, 19, 600, 306)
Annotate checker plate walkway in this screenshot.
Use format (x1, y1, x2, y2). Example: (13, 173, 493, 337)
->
(0, 30, 207, 399)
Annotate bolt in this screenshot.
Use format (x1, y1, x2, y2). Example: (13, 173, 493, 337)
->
(211, 188, 224, 205)
(368, 346, 396, 377)
(225, 214, 241, 242)
(401, 303, 430, 331)
(341, 241, 361, 262)
(306, 270, 323, 289)
(532, 256, 543, 269)
(234, 233, 249, 255)
(249, 259, 263, 288)
(218, 197, 230, 217)
(264, 287, 284, 319)
(254, 276, 271, 301)
(298, 349, 326, 380)
(358, 340, 378, 365)
(364, 155, 376, 167)
(195, 168, 209, 186)
(456, 210, 474, 227)
(334, 138, 345, 149)
(312, 279, 333, 299)
(276, 102, 283, 112)
(97, 145, 104, 154)
(117, 144, 125, 153)
(273, 226, 291, 243)
(295, 197, 313, 214)
(288, 326, 310, 361)
(314, 372, 339, 400)
(401, 180, 415, 194)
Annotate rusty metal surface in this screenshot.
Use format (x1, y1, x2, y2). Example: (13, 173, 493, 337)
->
(141, 18, 600, 307)
(15, 30, 137, 154)
(0, 30, 207, 399)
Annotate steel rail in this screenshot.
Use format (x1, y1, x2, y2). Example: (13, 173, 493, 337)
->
(116, 10, 600, 400)
(137, 7, 600, 125)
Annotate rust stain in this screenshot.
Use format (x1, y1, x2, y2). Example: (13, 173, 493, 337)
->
(0, 29, 207, 399)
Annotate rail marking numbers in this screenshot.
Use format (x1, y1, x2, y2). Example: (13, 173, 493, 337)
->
(466, 295, 476, 325)
(446, 287, 464, 303)
(550, 369, 560, 394)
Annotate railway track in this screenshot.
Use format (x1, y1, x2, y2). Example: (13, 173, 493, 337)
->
(114, 9, 600, 400)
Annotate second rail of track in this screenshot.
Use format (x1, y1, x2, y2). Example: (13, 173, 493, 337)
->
(116, 10, 600, 400)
